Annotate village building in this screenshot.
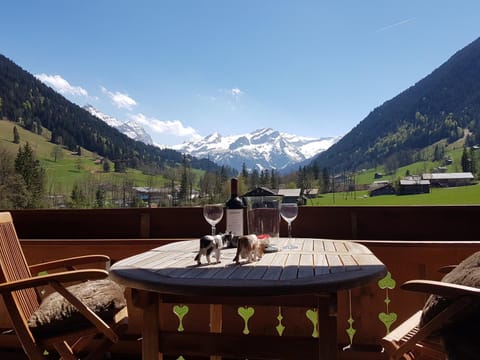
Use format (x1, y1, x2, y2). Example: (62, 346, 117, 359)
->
(276, 188, 307, 204)
(369, 181, 396, 197)
(398, 178, 430, 195)
(422, 172, 474, 187)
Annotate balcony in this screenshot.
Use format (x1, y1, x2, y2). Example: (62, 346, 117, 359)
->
(2, 206, 479, 359)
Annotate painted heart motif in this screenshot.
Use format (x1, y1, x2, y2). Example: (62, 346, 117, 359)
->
(378, 272, 396, 290)
(305, 309, 319, 338)
(237, 306, 255, 335)
(173, 305, 189, 332)
(378, 312, 397, 333)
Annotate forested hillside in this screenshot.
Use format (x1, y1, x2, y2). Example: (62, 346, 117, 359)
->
(0, 54, 220, 173)
(315, 36, 480, 171)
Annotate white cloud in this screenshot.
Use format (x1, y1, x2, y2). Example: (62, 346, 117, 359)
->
(35, 73, 88, 97)
(231, 87, 244, 97)
(220, 87, 245, 100)
(131, 113, 201, 140)
(101, 86, 137, 110)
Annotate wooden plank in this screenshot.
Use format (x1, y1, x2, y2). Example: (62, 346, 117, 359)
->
(228, 262, 256, 279)
(326, 254, 345, 273)
(334, 241, 348, 253)
(280, 253, 300, 280)
(313, 238, 326, 252)
(340, 255, 360, 271)
(354, 254, 385, 267)
(302, 238, 314, 252)
(142, 293, 160, 360)
(247, 251, 277, 280)
(323, 240, 336, 252)
(314, 253, 330, 275)
(298, 253, 314, 278)
(262, 253, 288, 280)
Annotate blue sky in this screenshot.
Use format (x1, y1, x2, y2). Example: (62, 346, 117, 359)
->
(1, 1, 479, 146)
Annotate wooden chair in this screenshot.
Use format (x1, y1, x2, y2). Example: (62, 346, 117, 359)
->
(0, 212, 128, 360)
(381, 278, 480, 359)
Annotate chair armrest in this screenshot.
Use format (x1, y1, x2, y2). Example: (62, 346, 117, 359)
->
(0, 269, 108, 294)
(438, 265, 456, 274)
(0, 269, 119, 343)
(29, 255, 111, 273)
(402, 279, 480, 298)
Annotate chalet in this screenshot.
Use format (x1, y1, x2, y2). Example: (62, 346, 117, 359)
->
(369, 181, 396, 197)
(398, 179, 430, 195)
(276, 188, 306, 204)
(303, 188, 319, 199)
(241, 186, 277, 197)
(422, 172, 474, 187)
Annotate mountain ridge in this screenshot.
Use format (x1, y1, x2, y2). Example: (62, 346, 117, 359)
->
(0, 53, 221, 173)
(83, 104, 154, 145)
(314, 36, 480, 171)
(172, 128, 340, 172)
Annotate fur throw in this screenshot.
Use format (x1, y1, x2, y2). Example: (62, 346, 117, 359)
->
(28, 278, 126, 338)
(421, 251, 480, 360)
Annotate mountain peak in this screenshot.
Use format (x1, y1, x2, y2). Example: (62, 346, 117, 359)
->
(83, 105, 153, 145)
(172, 128, 339, 172)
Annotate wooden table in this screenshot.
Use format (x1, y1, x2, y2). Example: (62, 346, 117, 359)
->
(110, 237, 386, 360)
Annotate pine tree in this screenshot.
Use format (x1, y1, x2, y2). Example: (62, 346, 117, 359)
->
(103, 159, 111, 172)
(461, 147, 471, 172)
(13, 126, 20, 144)
(14, 143, 45, 208)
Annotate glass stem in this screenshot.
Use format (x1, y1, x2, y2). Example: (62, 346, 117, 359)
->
(288, 222, 292, 238)
(211, 225, 215, 236)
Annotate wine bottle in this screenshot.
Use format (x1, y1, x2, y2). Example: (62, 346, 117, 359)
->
(225, 177, 244, 238)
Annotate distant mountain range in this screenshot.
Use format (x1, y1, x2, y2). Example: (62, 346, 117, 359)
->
(171, 128, 341, 172)
(83, 105, 154, 145)
(84, 104, 340, 172)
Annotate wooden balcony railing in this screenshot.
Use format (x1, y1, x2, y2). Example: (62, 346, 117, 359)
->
(2, 206, 480, 359)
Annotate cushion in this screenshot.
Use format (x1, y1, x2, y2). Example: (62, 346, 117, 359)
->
(28, 278, 126, 338)
(420, 251, 480, 359)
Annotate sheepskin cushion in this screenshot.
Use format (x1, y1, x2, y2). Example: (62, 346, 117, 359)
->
(28, 278, 126, 338)
(420, 251, 480, 360)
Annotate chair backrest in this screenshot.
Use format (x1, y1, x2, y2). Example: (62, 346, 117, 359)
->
(0, 212, 39, 320)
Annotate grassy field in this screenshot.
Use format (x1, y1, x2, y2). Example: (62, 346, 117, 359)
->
(0, 120, 168, 195)
(310, 182, 480, 206)
(3, 120, 480, 206)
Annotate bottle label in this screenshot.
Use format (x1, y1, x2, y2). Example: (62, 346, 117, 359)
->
(226, 209, 244, 236)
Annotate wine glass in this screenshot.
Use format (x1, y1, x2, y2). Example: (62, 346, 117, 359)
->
(203, 204, 224, 235)
(280, 203, 298, 249)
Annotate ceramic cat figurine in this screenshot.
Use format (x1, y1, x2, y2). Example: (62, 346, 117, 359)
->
(194, 233, 232, 265)
(233, 234, 266, 264)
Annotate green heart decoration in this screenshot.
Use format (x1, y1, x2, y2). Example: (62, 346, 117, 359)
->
(378, 272, 396, 290)
(305, 309, 319, 338)
(378, 312, 397, 333)
(237, 306, 255, 335)
(173, 305, 189, 332)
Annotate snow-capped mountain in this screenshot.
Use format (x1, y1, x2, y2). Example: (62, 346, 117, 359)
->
(83, 105, 153, 145)
(172, 128, 341, 171)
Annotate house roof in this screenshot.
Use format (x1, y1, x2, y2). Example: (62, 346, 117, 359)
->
(422, 172, 474, 180)
(400, 180, 430, 186)
(241, 186, 277, 197)
(277, 188, 302, 197)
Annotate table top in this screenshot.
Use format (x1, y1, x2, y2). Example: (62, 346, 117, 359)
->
(109, 238, 386, 297)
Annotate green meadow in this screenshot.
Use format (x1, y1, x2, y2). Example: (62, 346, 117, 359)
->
(310, 183, 480, 206)
(2, 120, 480, 206)
(0, 120, 168, 194)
